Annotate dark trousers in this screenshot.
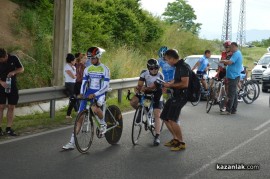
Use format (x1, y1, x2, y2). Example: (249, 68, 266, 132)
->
(65, 82, 78, 116)
(226, 77, 240, 113)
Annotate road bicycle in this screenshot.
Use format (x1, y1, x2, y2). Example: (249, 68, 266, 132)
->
(191, 73, 210, 106)
(238, 79, 258, 104)
(127, 90, 163, 145)
(206, 78, 227, 113)
(73, 88, 123, 153)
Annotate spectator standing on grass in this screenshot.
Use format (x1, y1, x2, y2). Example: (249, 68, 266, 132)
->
(64, 53, 77, 119)
(74, 53, 87, 96)
(74, 53, 87, 108)
(0, 48, 24, 136)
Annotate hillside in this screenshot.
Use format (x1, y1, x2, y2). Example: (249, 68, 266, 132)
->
(0, 0, 31, 51)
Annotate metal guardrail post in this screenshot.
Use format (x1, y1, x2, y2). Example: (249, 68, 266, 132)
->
(118, 89, 122, 103)
(50, 99, 56, 119)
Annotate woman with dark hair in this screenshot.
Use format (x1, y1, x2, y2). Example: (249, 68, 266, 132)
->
(64, 53, 77, 119)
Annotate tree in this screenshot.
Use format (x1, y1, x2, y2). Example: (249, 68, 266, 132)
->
(162, 0, 201, 35)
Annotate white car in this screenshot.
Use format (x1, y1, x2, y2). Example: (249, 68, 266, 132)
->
(184, 55, 221, 78)
(251, 53, 270, 82)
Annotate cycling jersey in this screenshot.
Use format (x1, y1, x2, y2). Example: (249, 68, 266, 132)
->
(158, 58, 175, 82)
(197, 55, 209, 72)
(139, 70, 164, 88)
(79, 63, 110, 111)
(80, 63, 110, 96)
(138, 70, 164, 109)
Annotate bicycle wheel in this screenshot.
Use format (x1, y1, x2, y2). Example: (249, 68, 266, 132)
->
(132, 106, 143, 145)
(74, 110, 94, 154)
(251, 80, 260, 101)
(218, 87, 226, 110)
(191, 92, 201, 106)
(242, 82, 256, 104)
(149, 117, 156, 137)
(105, 105, 123, 145)
(206, 87, 215, 113)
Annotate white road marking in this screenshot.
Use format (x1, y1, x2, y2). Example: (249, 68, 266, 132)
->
(253, 119, 270, 131)
(0, 110, 134, 145)
(185, 127, 270, 179)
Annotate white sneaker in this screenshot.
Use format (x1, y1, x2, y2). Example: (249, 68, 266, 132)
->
(220, 107, 226, 112)
(238, 98, 243, 102)
(62, 142, 75, 150)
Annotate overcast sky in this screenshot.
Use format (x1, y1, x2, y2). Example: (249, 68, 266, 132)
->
(140, 0, 270, 40)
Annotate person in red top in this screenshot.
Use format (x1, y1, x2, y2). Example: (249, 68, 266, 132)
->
(216, 40, 233, 81)
(215, 41, 233, 111)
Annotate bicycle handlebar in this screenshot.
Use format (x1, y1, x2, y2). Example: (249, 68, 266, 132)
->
(126, 90, 154, 101)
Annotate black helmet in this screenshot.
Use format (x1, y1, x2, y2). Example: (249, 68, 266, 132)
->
(147, 58, 159, 69)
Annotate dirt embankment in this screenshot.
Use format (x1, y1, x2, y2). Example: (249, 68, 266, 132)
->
(0, 0, 31, 51)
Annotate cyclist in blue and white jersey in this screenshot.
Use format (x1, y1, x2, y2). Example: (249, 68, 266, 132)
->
(157, 46, 175, 83)
(192, 50, 211, 91)
(62, 46, 110, 150)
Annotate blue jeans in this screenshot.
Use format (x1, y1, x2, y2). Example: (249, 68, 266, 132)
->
(226, 77, 240, 113)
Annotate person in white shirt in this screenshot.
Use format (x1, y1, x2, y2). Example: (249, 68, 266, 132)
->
(64, 53, 77, 119)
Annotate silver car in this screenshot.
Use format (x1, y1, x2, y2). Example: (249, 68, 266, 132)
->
(251, 53, 270, 82)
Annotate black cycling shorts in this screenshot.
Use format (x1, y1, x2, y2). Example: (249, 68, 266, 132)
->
(160, 96, 187, 122)
(0, 87, 19, 105)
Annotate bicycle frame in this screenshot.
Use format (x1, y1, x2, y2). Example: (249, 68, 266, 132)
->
(138, 93, 155, 128)
(216, 80, 227, 102)
(80, 98, 119, 133)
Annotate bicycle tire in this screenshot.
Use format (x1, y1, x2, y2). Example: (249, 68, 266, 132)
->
(131, 106, 143, 145)
(105, 105, 123, 145)
(251, 80, 260, 100)
(242, 82, 256, 104)
(191, 92, 201, 106)
(206, 87, 215, 113)
(74, 110, 94, 154)
(219, 95, 227, 111)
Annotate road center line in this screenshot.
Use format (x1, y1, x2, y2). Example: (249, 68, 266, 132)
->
(185, 127, 270, 179)
(0, 110, 134, 145)
(253, 119, 270, 131)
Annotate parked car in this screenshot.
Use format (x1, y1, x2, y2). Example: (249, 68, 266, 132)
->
(262, 64, 270, 92)
(184, 55, 221, 78)
(251, 53, 270, 82)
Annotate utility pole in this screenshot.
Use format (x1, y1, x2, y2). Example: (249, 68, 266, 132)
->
(52, 0, 74, 86)
(236, 0, 246, 47)
(221, 0, 232, 42)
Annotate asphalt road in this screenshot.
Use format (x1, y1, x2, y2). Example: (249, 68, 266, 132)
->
(0, 92, 270, 179)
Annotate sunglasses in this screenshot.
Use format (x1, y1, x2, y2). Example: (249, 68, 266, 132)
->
(149, 67, 159, 70)
(90, 57, 97, 60)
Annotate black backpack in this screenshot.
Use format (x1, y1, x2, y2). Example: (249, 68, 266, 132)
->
(182, 63, 201, 102)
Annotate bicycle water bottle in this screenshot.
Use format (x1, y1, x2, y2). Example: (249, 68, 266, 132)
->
(5, 77, 11, 93)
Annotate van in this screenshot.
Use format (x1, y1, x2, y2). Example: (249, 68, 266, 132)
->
(251, 53, 270, 82)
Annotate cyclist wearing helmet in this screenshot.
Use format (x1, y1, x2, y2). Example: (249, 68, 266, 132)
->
(62, 46, 110, 150)
(192, 50, 211, 91)
(130, 58, 164, 146)
(217, 40, 233, 80)
(157, 46, 175, 82)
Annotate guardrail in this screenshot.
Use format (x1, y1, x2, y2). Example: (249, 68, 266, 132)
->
(18, 77, 139, 119)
